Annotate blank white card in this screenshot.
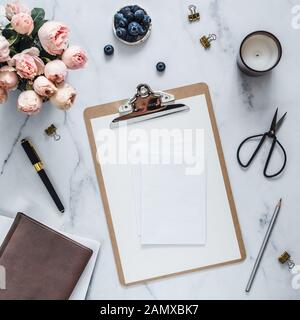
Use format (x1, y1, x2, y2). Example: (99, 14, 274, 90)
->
(140, 164, 206, 244)
(138, 133, 206, 245)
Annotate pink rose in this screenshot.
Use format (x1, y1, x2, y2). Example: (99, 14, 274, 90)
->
(17, 90, 42, 115)
(62, 45, 88, 70)
(50, 83, 76, 110)
(5, 1, 30, 20)
(0, 66, 18, 90)
(44, 60, 67, 84)
(0, 88, 8, 104)
(11, 13, 34, 35)
(10, 48, 44, 79)
(0, 36, 11, 63)
(38, 21, 69, 55)
(33, 76, 57, 97)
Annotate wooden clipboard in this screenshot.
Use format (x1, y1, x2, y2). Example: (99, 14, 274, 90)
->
(84, 83, 246, 285)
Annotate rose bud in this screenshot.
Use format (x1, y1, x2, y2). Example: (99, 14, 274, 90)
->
(10, 50, 44, 80)
(5, 1, 30, 20)
(21, 47, 45, 75)
(11, 12, 34, 35)
(0, 66, 19, 90)
(38, 21, 69, 55)
(33, 76, 57, 98)
(62, 45, 88, 70)
(17, 90, 42, 115)
(0, 36, 11, 63)
(50, 83, 76, 110)
(44, 60, 67, 84)
(0, 88, 8, 104)
(22, 47, 40, 56)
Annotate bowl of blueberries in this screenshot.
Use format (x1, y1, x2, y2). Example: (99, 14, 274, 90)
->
(113, 5, 152, 45)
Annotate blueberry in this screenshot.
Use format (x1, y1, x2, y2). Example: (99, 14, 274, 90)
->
(116, 17, 128, 28)
(132, 5, 142, 12)
(128, 21, 140, 36)
(116, 27, 127, 39)
(123, 10, 134, 22)
(114, 12, 124, 22)
(126, 34, 138, 43)
(134, 9, 145, 21)
(138, 24, 147, 35)
(120, 6, 131, 15)
(156, 62, 166, 72)
(104, 45, 114, 56)
(143, 15, 151, 26)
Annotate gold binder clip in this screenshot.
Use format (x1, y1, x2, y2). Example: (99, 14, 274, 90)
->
(200, 34, 217, 49)
(45, 124, 61, 141)
(278, 251, 295, 269)
(188, 5, 200, 22)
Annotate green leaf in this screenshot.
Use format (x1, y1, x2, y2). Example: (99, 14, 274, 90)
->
(2, 28, 12, 38)
(26, 82, 33, 91)
(2, 28, 19, 46)
(4, 23, 13, 30)
(17, 36, 34, 51)
(9, 46, 17, 57)
(41, 57, 51, 64)
(31, 8, 45, 22)
(40, 52, 57, 64)
(17, 79, 28, 92)
(31, 8, 46, 37)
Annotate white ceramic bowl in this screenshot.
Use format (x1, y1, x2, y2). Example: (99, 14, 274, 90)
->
(113, 7, 152, 46)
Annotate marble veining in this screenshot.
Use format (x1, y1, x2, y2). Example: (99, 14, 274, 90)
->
(0, 116, 29, 175)
(0, 0, 299, 300)
(209, 0, 236, 56)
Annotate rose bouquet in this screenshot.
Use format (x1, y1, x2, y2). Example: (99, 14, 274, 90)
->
(0, 1, 87, 114)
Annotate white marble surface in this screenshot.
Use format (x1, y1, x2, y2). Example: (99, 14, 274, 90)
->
(0, 0, 300, 300)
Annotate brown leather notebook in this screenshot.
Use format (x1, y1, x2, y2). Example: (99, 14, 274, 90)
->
(0, 213, 93, 300)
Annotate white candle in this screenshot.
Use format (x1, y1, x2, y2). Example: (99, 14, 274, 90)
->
(237, 31, 282, 76)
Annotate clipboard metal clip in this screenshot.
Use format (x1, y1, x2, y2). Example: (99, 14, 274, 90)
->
(111, 84, 190, 128)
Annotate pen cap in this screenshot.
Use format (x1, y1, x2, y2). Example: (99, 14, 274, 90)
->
(21, 139, 41, 165)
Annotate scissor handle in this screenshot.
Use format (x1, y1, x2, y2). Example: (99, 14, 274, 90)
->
(263, 138, 287, 178)
(237, 133, 266, 168)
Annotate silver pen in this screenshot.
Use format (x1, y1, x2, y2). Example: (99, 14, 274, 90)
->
(245, 198, 282, 293)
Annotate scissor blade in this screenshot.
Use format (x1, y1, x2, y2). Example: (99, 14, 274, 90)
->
(269, 108, 278, 132)
(275, 112, 287, 134)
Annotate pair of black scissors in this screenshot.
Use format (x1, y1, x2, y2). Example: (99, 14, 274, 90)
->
(237, 109, 287, 178)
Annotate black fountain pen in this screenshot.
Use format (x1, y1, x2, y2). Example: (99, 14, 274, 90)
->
(21, 139, 65, 213)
